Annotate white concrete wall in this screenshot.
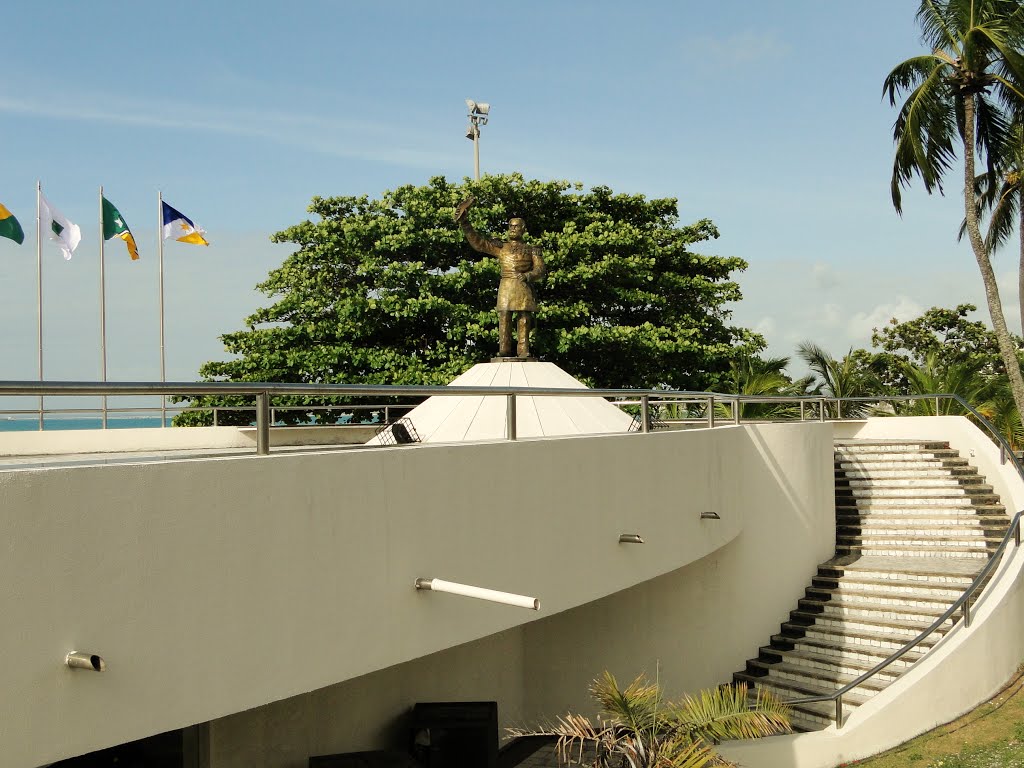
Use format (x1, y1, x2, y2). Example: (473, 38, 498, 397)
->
(0, 422, 833, 768)
(721, 415, 1024, 768)
(199, 423, 834, 768)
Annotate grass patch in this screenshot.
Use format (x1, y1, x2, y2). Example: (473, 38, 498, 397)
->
(847, 670, 1024, 768)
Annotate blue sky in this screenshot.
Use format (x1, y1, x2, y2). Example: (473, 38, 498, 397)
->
(0, 0, 1009, 387)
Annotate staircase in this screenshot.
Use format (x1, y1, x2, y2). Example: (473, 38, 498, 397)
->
(733, 439, 1010, 731)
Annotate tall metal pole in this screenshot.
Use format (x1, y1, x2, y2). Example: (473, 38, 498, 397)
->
(36, 181, 43, 430)
(99, 187, 108, 428)
(473, 124, 480, 181)
(158, 190, 167, 427)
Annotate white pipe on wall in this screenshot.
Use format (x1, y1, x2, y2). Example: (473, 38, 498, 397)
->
(415, 578, 539, 610)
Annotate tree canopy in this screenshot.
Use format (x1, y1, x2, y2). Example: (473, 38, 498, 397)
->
(180, 175, 763, 423)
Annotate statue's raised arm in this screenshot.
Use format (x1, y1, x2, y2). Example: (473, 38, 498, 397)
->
(454, 197, 546, 359)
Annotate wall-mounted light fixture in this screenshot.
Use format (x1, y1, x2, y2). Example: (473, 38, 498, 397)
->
(415, 577, 538, 610)
(700, 511, 721, 520)
(66, 652, 105, 672)
(618, 534, 645, 544)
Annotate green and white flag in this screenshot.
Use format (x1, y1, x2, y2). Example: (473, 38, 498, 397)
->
(39, 192, 81, 260)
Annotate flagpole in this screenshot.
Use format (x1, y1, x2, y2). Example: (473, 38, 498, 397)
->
(99, 187, 108, 429)
(36, 181, 43, 430)
(158, 190, 166, 427)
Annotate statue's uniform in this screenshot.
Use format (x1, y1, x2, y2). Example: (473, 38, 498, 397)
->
(459, 230, 545, 311)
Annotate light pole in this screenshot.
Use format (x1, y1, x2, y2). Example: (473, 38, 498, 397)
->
(465, 99, 490, 181)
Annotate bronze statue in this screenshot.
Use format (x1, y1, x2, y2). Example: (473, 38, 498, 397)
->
(454, 197, 546, 358)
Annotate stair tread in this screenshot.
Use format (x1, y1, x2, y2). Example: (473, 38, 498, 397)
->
(765, 643, 925, 667)
(806, 585, 958, 605)
(766, 638, 927, 664)
(800, 595, 955, 615)
(747, 658, 891, 691)
(734, 671, 871, 705)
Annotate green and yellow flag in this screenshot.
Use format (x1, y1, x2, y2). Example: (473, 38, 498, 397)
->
(0, 203, 24, 245)
(101, 196, 139, 260)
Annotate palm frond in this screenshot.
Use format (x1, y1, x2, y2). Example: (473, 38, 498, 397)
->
(672, 683, 791, 744)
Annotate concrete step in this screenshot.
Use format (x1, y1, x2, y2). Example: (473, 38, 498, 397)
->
(797, 596, 958, 626)
(768, 634, 926, 669)
(834, 545, 990, 559)
(835, 501, 1004, 513)
(834, 440, 950, 450)
(835, 528, 995, 536)
(837, 477, 986, 489)
(836, 511, 1007, 526)
(745, 689, 837, 731)
(837, 487, 993, 499)
(758, 645, 909, 682)
(837, 467, 978, 479)
(787, 609, 956, 639)
(836, 532, 1001, 547)
(820, 559, 982, 584)
(836, 459, 970, 471)
(734, 672, 871, 708)
(835, 450, 964, 462)
(811, 575, 966, 601)
(804, 585, 956, 611)
(744, 659, 890, 700)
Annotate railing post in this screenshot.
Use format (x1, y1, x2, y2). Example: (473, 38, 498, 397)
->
(819, 398, 825, 422)
(213, 407, 219, 427)
(1015, 517, 1020, 547)
(640, 396, 650, 434)
(963, 597, 972, 628)
(385, 406, 390, 424)
(1001, 443, 1007, 465)
(835, 694, 844, 729)
(837, 399, 843, 419)
(934, 396, 940, 415)
(506, 394, 517, 441)
(800, 400, 805, 421)
(256, 392, 270, 455)
(707, 396, 715, 429)
(733, 399, 740, 425)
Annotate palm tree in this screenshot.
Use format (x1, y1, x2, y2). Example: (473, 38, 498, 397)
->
(509, 671, 790, 768)
(975, 121, 1024, 332)
(885, 0, 1024, 423)
(797, 342, 881, 417)
(717, 355, 811, 422)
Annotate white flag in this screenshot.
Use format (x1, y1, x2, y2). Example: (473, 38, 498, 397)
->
(38, 192, 81, 260)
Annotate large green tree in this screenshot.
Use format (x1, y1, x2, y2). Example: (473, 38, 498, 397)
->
(181, 175, 762, 423)
(885, 0, 1024, 419)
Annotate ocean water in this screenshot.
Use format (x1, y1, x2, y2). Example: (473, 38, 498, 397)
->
(0, 417, 169, 432)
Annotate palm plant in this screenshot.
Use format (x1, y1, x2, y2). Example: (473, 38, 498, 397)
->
(797, 342, 881, 417)
(898, 352, 990, 414)
(973, 121, 1024, 332)
(716, 355, 810, 422)
(885, 0, 1024, 423)
(509, 672, 790, 768)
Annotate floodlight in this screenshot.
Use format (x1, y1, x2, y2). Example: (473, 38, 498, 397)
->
(475, 102, 490, 115)
(465, 98, 477, 111)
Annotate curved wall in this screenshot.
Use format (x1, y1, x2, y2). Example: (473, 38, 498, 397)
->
(0, 422, 833, 767)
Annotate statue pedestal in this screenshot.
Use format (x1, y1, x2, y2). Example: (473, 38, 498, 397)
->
(490, 356, 539, 363)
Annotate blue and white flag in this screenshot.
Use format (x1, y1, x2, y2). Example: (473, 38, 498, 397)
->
(161, 201, 208, 245)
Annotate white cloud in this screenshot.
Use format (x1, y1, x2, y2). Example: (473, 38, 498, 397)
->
(0, 94, 458, 169)
(684, 30, 790, 68)
(846, 296, 924, 342)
